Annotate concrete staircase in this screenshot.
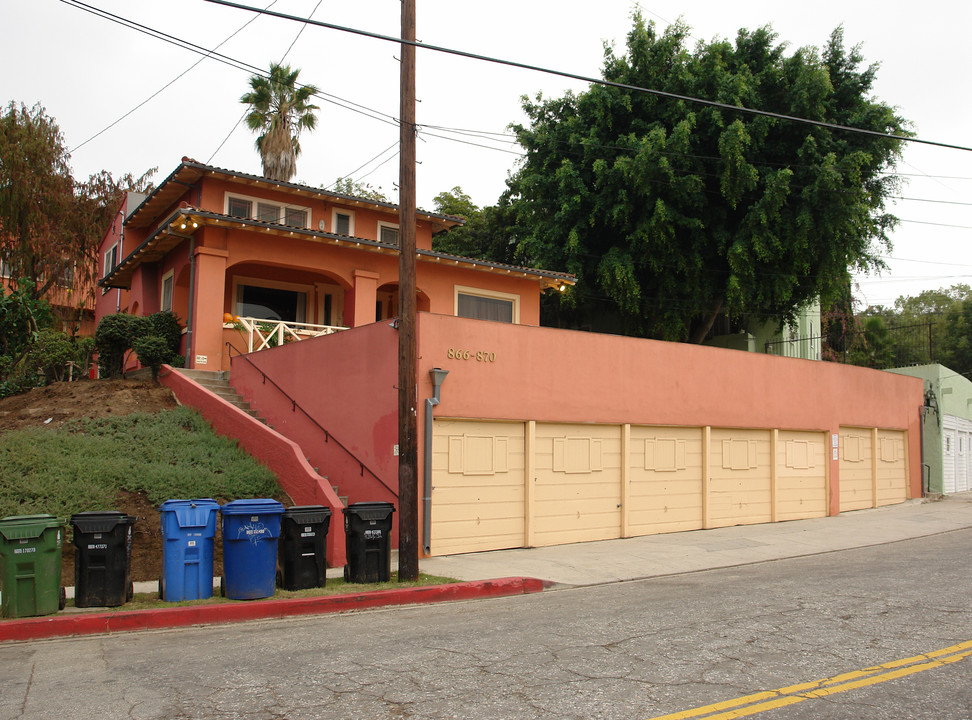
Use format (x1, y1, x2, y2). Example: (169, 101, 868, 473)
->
(174, 368, 347, 507)
(174, 369, 263, 422)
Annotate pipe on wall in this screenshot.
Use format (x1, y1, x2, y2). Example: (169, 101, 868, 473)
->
(423, 368, 449, 555)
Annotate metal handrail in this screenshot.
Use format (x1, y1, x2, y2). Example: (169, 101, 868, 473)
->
(225, 342, 396, 497)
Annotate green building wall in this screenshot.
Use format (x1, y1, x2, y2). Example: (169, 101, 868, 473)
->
(888, 364, 972, 495)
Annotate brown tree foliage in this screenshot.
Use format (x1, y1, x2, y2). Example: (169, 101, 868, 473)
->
(0, 102, 154, 312)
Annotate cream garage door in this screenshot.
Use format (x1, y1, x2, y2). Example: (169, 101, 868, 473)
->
(626, 425, 704, 536)
(775, 430, 828, 521)
(839, 427, 874, 511)
(707, 428, 773, 528)
(532, 423, 622, 547)
(430, 419, 525, 556)
(875, 429, 907, 506)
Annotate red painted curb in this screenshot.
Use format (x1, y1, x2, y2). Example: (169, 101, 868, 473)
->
(0, 577, 545, 643)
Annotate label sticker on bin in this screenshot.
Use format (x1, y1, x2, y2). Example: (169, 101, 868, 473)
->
(188, 540, 196, 547)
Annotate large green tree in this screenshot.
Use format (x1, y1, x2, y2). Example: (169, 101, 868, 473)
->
(505, 17, 909, 342)
(431, 186, 519, 262)
(241, 63, 320, 182)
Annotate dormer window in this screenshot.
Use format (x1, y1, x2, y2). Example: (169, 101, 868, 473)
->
(332, 210, 354, 236)
(378, 222, 400, 245)
(225, 193, 310, 228)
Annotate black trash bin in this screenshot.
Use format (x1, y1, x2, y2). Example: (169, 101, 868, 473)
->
(278, 505, 331, 591)
(70, 511, 135, 607)
(343, 502, 395, 583)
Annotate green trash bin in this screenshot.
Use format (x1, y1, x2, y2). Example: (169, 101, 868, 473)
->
(0, 514, 65, 618)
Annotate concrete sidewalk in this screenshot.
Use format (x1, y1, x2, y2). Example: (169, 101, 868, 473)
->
(419, 493, 972, 587)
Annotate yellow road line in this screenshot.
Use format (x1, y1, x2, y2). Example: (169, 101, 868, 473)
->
(648, 640, 972, 720)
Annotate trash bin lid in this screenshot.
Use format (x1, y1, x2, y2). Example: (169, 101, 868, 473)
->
(159, 499, 220, 528)
(70, 511, 135, 534)
(342, 501, 395, 521)
(0, 514, 63, 541)
(283, 505, 332, 523)
(220, 498, 284, 516)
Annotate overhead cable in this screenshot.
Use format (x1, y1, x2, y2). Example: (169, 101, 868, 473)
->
(203, 0, 972, 153)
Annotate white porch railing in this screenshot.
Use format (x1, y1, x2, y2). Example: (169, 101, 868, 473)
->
(232, 316, 348, 352)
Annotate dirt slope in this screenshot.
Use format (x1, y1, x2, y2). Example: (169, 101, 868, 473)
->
(1, 379, 186, 584)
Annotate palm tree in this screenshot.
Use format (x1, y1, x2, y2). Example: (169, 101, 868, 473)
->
(240, 63, 319, 182)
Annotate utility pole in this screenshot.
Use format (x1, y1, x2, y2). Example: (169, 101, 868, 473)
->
(397, 0, 419, 581)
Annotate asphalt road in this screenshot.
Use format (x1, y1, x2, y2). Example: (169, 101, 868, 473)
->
(3, 529, 971, 720)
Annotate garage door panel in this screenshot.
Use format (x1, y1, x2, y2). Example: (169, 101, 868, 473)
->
(431, 420, 525, 556)
(876, 429, 907, 506)
(839, 427, 873, 511)
(776, 431, 827, 520)
(627, 426, 704, 535)
(708, 428, 772, 527)
(533, 423, 622, 546)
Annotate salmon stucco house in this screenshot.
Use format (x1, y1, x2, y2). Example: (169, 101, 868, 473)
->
(95, 159, 923, 567)
(95, 158, 574, 373)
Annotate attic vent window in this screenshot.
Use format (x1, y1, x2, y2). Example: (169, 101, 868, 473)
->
(379, 223, 400, 245)
(335, 212, 351, 235)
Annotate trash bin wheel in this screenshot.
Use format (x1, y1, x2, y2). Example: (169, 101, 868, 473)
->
(343, 564, 349, 582)
(158, 576, 165, 601)
(275, 568, 282, 589)
(58, 587, 66, 611)
(219, 575, 226, 598)
(127, 581, 134, 602)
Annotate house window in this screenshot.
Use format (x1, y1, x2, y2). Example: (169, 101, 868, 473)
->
(257, 202, 279, 223)
(1, 256, 11, 278)
(228, 197, 252, 218)
(332, 210, 354, 236)
(225, 194, 310, 228)
(161, 270, 174, 312)
(236, 283, 306, 323)
(285, 207, 307, 227)
(60, 263, 75, 289)
(104, 244, 118, 278)
(455, 286, 518, 324)
(378, 222, 400, 245)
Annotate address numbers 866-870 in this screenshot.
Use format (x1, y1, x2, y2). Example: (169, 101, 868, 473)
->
(446, 349, 496, 362)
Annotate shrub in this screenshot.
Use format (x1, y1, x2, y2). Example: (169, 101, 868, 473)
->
(28, 329, 74, 383)
(146, 311, 183, 357)
(95, 312, 148, 378)
(132, 335, 170, 381)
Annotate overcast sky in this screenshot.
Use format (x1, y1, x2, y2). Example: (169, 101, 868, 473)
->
(3, 0, 969, 308)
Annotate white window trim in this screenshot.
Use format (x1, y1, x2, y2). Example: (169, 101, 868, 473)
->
(223, 192, 311, 228)
(161, 269, 174, 312)
(232, 275, 315, 323)
(103, 243, 119, 278)
(454, 285, 520, 324)
(377, 221, 400, 244)
(331, 208, 355, 236)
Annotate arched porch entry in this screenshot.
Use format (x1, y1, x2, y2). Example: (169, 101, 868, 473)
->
(375, 281, 431, 323)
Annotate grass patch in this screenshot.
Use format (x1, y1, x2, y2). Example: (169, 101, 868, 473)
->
(61, 573, 460, 613)
(0, 406, 280, 519)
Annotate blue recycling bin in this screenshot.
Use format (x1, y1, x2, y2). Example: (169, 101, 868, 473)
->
(158, 499, 219, 602)
(220, 499, 284, 600)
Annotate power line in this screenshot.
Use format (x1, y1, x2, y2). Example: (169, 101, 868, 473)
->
(203, 0, 972, 153)
(891, 196, 972, 206)
(899, 218, 972, 230)
(60, 0, 399, 154)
